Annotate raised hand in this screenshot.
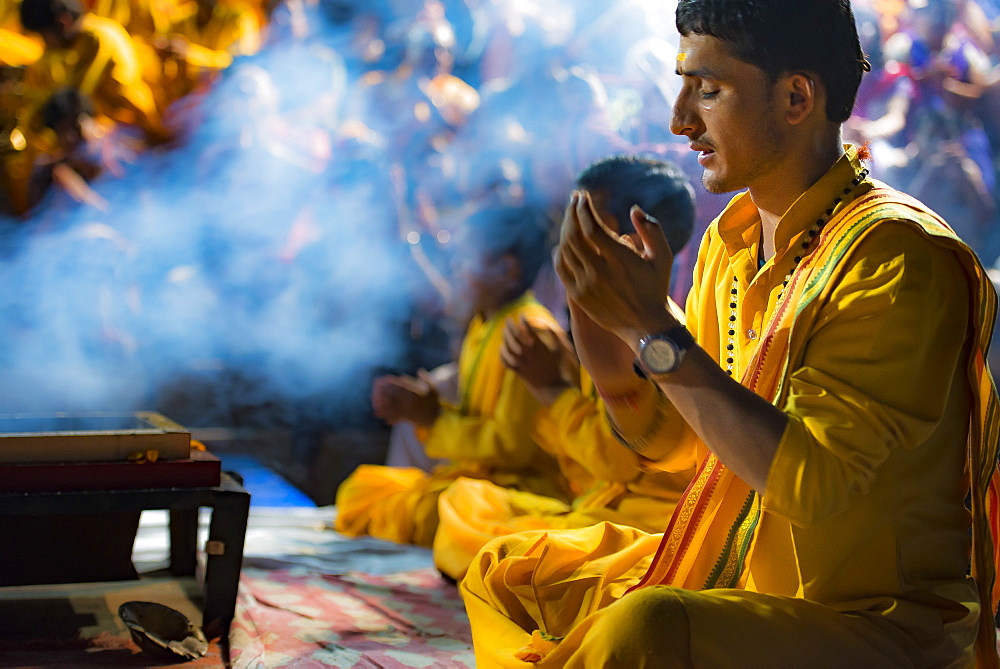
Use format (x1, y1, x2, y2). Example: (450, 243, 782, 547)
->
(371, 372, 441, 427)
(556, 191, 678, 346)
(500, 316, 578, 405)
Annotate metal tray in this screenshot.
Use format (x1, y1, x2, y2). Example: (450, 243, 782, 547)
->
(0, 412, 192, 463)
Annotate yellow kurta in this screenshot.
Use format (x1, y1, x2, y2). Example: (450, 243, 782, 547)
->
(335, 292, 571, 548)
(4, 13, 167, 213)
(21, 14, 163, 137)
(89, 0, 181, 40)
(534, 373, 693, 524)
(153, 0, 261, 103)
(0, 0, 43, 66)
(0, 28, 43, 66)
(433, 372, 694, 581)
(87, 0, 185, 108)
(462, 147, 997, 667)
(168, 0, 261, 56)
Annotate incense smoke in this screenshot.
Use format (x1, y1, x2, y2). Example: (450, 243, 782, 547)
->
(0, 0, 689, 429)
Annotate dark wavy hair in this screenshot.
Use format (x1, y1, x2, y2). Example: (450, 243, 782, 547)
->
(676, 0, 868, 123)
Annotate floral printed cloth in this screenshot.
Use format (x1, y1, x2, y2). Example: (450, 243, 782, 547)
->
(230, 566, 475, 668)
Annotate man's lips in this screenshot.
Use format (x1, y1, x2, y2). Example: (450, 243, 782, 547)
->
(691, 143, 715, 166)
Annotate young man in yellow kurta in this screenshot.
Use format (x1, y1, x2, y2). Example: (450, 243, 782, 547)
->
(433, 156, 699, 582)
(18, 0, 166, 140)
(461, 1, 1000, 666)
(335, 206, 572, 548)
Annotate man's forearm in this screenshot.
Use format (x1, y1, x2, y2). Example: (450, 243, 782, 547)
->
(570, 300, 693, 464)
(639, 342, 787, 493)
(569, 300, 638, 392)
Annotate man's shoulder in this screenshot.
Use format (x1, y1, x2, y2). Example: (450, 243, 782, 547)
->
(836, 181, 963, 251)
(817, 187, 978, 301)
(794, 182, 980, 312)
(510, 292, 558, 320)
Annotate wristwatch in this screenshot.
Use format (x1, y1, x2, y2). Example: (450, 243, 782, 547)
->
(635, 326, 696, 377)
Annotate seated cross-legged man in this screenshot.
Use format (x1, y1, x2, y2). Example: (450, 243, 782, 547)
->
(334, 205, 572, 548)
(433, 156, 700, 582)
(461, 1, 1000, 667)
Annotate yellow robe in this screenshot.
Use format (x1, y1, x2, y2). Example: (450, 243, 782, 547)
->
(462, 147, 1000, 667)
(146, 0, 261, 105)
(87, 0, 183, 107)
(433, 372, 694, 581)
(0, 0, 42, 66)
(335, 292, 571, 548)
(0, 28, 43, 66)
(4, 13, 166, 213)
(20, 14, 163, 137)
(89, 0, 178, 39)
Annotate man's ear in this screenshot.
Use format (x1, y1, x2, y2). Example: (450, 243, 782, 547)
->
(500, 253, 522, 285)
(784, 72, 818, 125)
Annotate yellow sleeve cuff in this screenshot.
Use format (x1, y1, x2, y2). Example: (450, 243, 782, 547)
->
(530, 387, 582, 456)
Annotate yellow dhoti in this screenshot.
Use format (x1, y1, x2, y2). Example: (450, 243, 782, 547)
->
(433, 477, 675, 581)
(334, 465, 451, 547)
(335, 463, 571, 548)
(462, 523, 944, 668)
(335, 293, 570, 549)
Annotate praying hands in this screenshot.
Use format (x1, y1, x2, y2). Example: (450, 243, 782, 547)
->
(555, 190, 679, 348)
(500, 315, 578, 407)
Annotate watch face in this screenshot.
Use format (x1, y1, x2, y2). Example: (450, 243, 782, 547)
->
(641, 338, 679, 374)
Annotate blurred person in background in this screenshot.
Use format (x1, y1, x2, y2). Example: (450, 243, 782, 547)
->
(335, 205, 572, 548)
(432, 155, 698, 583)
(18, 0, 168, 141)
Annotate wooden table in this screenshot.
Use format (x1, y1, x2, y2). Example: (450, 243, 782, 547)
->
(0, 472, 250, 638)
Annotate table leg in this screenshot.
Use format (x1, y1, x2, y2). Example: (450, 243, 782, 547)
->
(169, 508, 199, 576)
(201, 479, 250, 639)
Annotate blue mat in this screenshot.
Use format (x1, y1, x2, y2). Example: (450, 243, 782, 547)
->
(216, 454, 316, 507)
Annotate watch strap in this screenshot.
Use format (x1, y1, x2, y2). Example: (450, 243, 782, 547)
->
(662, 325, 695, 350)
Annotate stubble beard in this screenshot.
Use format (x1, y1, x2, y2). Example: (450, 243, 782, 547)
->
(699, 123, 785, 195)
(701, 170, 733, 195)
(693, 79, 787, 193)
(701, 162, 751, 195)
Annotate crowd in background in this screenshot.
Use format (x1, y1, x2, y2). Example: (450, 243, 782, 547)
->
(0, 0, 998, 428)
(1, 0, 263, 215)
(4, 0, 1000, 268)
(849, 0, 1000, 265)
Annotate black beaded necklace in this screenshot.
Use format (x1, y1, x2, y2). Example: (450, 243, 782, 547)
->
(724, 167, 870, 377)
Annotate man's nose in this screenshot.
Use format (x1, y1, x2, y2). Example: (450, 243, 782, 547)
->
(669, 89, 699, 138)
